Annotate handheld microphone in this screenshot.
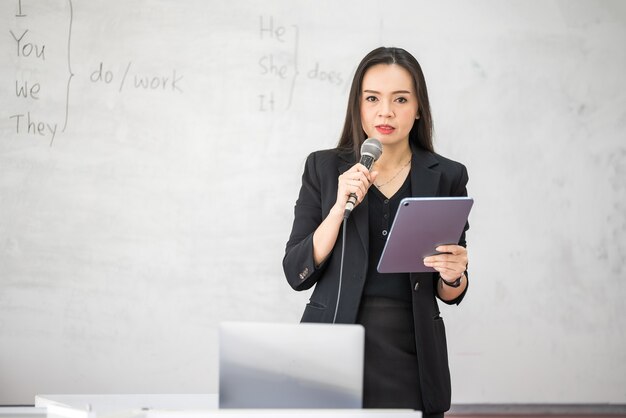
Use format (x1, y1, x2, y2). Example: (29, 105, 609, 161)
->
(343, 138, 383, 219)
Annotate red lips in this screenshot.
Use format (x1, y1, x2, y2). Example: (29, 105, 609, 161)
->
(375, 124, 395, 135)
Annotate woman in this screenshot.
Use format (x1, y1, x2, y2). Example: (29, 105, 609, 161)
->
(283, 47, 469, 417)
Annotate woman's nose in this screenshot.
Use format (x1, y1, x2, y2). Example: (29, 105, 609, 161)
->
(378, 100, 394, 117)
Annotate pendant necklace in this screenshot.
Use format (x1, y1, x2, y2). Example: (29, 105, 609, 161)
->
(375, 157, 412, 188)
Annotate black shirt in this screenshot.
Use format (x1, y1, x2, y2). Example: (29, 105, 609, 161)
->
(363, 174, 412, 302)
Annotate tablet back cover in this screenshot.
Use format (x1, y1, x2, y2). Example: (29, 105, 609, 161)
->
(377, 197, 473, 273)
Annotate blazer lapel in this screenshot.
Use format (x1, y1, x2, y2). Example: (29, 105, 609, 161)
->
(352, 195, 369, 254)
(410, 145, 441, 197)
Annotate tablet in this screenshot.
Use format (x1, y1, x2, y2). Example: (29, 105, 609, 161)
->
(377, 197, 473, 273)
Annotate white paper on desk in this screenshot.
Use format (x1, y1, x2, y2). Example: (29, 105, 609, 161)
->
(35, 395, 213, 418)
(41, 402, 96, 418)
(40, 402, 145, 418)
(35, 395, 217, 414)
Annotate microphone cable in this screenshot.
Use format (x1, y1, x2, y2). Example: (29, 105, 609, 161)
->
(332, 217, 348, 324)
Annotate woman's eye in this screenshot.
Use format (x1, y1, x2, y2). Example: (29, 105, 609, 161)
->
(365, 96, 378, 102)
(396, 97, 408, 103)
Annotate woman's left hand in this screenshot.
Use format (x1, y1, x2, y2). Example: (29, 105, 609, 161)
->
(423, 245, 468, 282)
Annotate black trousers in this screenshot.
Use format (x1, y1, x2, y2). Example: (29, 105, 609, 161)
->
(356, 296, 444, 418)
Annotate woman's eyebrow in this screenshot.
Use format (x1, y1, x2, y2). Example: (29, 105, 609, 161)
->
(363, 89, 413, 94)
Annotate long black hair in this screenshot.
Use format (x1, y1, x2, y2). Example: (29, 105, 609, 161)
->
(337, 47, 434, 158)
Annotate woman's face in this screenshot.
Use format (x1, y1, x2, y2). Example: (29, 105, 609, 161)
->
(360, 64, 418, 148)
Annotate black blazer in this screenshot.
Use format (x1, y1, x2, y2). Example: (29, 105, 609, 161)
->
(283, 143, 469, 413)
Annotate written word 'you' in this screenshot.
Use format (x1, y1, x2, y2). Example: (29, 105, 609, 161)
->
(10, 30, 45, 60)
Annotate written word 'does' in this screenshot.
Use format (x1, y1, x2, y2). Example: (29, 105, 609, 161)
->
(307, 62, 343, 86)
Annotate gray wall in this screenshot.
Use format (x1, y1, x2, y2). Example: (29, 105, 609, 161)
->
(1, 0, 625, 405)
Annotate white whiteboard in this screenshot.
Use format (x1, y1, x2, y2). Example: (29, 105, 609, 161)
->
(1, 0, 625, 405)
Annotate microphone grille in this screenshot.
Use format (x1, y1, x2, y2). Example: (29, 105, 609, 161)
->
(360, 138, 383, 161)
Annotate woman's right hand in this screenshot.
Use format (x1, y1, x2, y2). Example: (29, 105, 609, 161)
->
(333, 163, 378, 214)
(312, 162, 378, 266)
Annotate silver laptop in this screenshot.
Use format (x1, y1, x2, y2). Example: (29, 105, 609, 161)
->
(218, 321, 364, 409)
